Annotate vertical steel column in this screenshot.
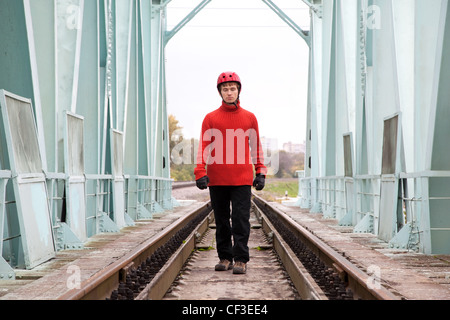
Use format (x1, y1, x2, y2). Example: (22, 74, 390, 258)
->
(424, 0, 450, 254)
(300, 0, 450, 254)
(0, 0, 178, 270)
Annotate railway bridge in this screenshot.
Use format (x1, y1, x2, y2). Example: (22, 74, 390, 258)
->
(0, 0, 449, 300)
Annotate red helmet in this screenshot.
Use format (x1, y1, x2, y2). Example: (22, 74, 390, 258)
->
(217, 72, 241, 92)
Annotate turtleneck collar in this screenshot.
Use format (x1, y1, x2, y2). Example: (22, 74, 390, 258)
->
(220, 100, 241, 112)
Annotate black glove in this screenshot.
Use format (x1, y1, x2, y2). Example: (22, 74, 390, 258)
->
(253, 174, 265, 191)
(196, 176, 209, 190)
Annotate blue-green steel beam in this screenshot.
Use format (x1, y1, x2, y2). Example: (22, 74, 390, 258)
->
(160, 0, 173, 7)
(301, 0, 322, 18)
(164, 0, 212, 44)
(0, 0, 175, 272)
(261, 0, 311, 46)
(300, 0, 450, 255)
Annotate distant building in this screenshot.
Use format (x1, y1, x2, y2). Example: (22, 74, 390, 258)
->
(261, 136, 278, 152)
(283, 141, 305, 154)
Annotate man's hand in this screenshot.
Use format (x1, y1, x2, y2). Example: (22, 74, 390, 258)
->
(196, 176, 210, 190)
(253, 174, 265, 191)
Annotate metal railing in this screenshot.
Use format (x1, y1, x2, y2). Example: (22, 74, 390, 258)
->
(354, 175, 381, 234)
(298, 176, 347, 220)
(2, 171, 175, 270)
(0, 170, 16, 276)
(299, 171, 450, 254)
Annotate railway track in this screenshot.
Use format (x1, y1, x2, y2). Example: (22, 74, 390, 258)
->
(58, 194, 400, 300)
(252, 194, 399, 300)
(58, 202, 213, 300)
(172, 181, 196, 189)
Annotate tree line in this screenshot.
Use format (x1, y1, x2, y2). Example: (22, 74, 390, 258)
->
(169, 115, 304, 181)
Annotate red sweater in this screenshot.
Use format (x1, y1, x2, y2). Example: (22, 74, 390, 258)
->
(194, 101, 267, 186)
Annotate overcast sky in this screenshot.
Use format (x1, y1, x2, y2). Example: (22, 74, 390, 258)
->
(165, 0, 310, 149)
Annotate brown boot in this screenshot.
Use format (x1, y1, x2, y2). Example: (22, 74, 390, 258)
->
(233, 261, 247, 274)
(215, 259, 233, 271)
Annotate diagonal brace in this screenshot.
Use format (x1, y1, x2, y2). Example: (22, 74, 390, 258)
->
(301, 0, 323, 18)
(165, 0, 212, 44)
(160, 0, 173, 7)
(261, 0, 311, 46)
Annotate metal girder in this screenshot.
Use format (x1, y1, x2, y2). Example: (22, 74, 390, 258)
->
(0, 0, 174, 272)
(164, 0, 212, 44)
(163, 0, 311, 46)
(299, 0, 450, 255)
(301, 0, 323, 18)
(261, 0, 311, 46)
(160, 0, 173, 7)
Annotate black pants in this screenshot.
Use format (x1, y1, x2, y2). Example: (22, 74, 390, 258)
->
(209, 186, 251, 264)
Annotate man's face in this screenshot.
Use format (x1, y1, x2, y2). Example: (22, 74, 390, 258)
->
(220, 82, 239, 104)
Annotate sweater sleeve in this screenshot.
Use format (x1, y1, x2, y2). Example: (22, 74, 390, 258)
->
(194, 116, 210, 180)
(250, 115, 268, 176)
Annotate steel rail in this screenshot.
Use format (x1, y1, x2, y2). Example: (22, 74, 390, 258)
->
(252, 200, 328, 300)
(252, 193, 401, 300)
(58, 193, 401, 300)
(135, 207, 212, 300)
(172, 181, 196, 189)
(57, 202, 212, 300)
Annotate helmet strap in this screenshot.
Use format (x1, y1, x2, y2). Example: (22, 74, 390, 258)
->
(221, 97, 239, 109)
(219, 82, 241, 108)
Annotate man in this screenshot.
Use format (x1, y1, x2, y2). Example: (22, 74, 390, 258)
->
(194, 71, 267, 274)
